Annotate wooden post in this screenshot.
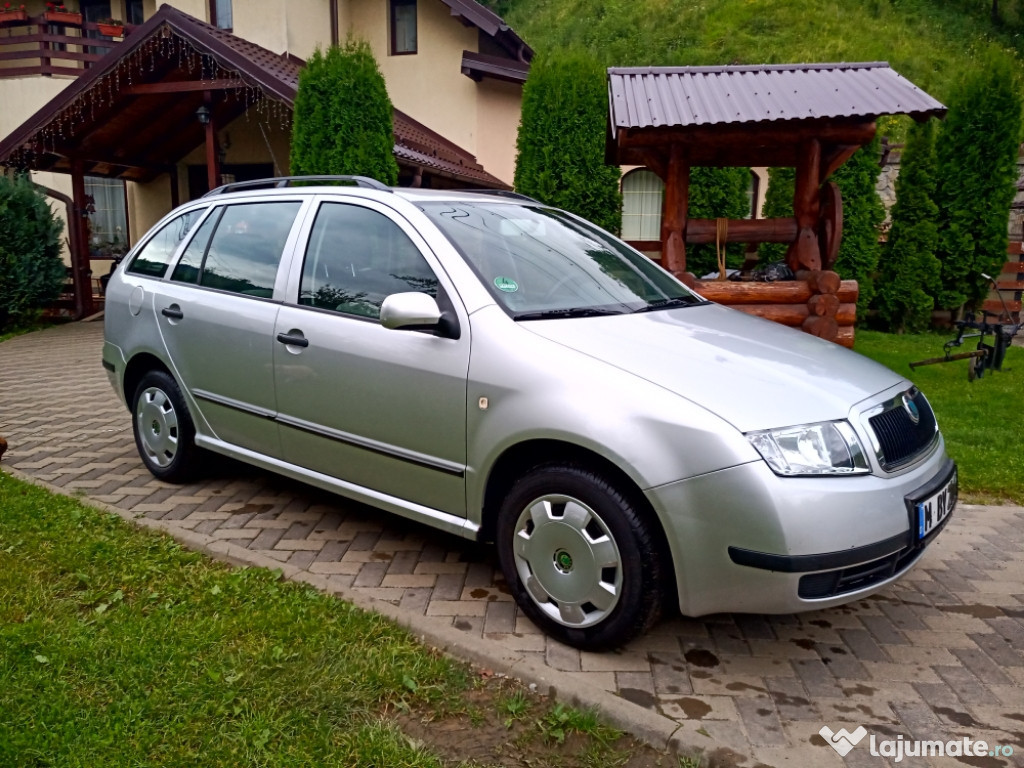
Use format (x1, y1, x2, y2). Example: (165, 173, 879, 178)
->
(203, 91, 219, 192)
(69, 159, 94, 317)
(661, 144, 690, 277)
(788, 138, 822, 273)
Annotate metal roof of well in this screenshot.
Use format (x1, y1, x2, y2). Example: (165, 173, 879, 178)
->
(608, 62, 946, 135)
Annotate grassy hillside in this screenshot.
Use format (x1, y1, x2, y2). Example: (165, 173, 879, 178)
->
(490, 0, 1024, 104)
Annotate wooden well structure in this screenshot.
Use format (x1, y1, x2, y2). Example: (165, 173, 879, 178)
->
(607, 63, 946, 347)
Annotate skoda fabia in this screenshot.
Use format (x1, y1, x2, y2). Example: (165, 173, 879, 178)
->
(103, 177, 957, 649)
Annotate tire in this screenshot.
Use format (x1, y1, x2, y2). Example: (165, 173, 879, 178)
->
(131, 370, 201, 483)
(495, 463, 665, 650)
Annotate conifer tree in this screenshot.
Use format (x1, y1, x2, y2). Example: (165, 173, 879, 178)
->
(875, 119, 941, 332)
(514, 50, 622, 233)
(933, 51, 1023, 312)
(291, 39, 398, 184)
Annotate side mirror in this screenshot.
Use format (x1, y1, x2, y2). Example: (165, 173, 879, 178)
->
(380, 292, 443, 330)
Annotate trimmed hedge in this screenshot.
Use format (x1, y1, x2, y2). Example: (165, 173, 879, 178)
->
(290, 40, 399, 185)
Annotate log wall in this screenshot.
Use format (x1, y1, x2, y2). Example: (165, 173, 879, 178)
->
(694, 276, 859, 348)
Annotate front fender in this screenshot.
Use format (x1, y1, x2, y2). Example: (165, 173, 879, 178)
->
(464, 307, 760, 522)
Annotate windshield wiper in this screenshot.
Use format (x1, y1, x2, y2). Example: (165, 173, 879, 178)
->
(632, 296, 704, 313)
(514, 307, 626, 321)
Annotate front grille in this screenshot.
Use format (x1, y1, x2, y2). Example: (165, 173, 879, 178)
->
(798, 546, 922, 599)
(868, 389, 937, 469)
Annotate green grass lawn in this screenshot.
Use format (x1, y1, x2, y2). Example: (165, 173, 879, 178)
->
(0, 473, 467, 767)
(854, 330, 1024, 504)
(0, 473, 680, 768)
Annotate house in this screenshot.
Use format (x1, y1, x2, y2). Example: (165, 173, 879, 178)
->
(0, 0, 531, 315)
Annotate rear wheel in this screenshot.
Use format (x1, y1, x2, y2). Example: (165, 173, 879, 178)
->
(496, 464, 665, 650)
(132, 370, 201, 483)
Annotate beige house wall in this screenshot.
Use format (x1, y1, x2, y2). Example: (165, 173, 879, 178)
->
(349, 0, 481, 161)
(1, 76, 82, 263)
(283, 0, 331, 59)
(475, 79, 521, 187)
(127, 177, 172, 244)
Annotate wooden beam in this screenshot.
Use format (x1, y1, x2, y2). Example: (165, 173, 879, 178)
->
(686, 217, 798, 245)
(660, 144, 689, 276)
(203, 91, 219, 192)
(69, 159, 93, 318)
(820, 143, 865, 182)
(121, 79, 246, 95)
(788, 137, 822, 272)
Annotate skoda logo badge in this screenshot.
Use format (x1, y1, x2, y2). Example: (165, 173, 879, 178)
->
(902, 391, 920, 425)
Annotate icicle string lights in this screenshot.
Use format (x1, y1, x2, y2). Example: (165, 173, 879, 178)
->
(22, 30, 293, 169)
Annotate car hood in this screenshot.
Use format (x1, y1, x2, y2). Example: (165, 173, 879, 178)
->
(520, 303, 905, 432)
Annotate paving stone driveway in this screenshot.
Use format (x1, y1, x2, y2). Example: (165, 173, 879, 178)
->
(2, 321, 1022, 767)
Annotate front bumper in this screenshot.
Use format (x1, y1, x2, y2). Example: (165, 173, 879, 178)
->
(645, 438, 954, 616)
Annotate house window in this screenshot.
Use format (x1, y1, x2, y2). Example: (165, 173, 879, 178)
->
(85, 176, 128, 257)
(126, 0, 144, 25)
(390, 0, 417, 55)
(621, 168, 664, 241)
(210, 0, 232, 30)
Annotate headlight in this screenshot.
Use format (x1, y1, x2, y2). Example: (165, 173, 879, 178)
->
(747, 420, 870, 476)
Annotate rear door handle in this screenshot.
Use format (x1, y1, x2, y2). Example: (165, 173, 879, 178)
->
(276, 332, 309, 348)
(161, 305, 184, 320)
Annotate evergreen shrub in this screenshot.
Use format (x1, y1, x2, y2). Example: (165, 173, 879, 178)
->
(0, 175, 65, 331)
(290, 40, 398, 185)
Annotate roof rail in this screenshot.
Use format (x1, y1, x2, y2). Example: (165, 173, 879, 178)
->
(458, 189, 540, 203)
(203, 175, 392, 197)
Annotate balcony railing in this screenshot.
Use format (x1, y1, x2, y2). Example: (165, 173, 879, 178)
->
(0, 13, 134, 78)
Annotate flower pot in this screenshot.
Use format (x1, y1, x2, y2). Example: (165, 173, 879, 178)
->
(44, 10, 82, 25)
(0, 9, 28, 22)
(97, 22, 122, 36)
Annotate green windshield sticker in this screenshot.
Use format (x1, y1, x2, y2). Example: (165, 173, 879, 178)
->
(494, 276, 519, 293)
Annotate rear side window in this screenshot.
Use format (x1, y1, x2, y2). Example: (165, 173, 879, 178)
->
(170, 209, 221, 285)
(298, 202, 438, 319)
(168, 202, 301, 298)
(126, 209, 203, 278)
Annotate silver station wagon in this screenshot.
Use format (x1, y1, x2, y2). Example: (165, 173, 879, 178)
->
(103, 177, 957, 649)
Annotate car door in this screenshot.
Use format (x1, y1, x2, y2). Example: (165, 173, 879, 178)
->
(273, 197, 470, 517)
(154, 198, 306, 457)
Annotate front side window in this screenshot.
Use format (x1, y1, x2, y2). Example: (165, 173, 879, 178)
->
(421, 202, 702, 318)
(126, 209, 203, 278)
(299, 202, 438, 319)
(196, 202, 301, 298)
(390, 0, 417, 55)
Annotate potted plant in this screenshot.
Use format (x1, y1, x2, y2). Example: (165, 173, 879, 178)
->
(96, 16, 123, 36)
(0, 2, 28, 22)
(43, 2, 82, 25)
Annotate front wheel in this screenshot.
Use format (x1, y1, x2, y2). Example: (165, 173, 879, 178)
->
(496, 464, 666, 650)
(132, 370, 201, 483)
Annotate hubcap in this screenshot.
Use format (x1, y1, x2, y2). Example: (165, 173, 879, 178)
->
(136, 386, 179, 468)
(511, 494, 622, 628)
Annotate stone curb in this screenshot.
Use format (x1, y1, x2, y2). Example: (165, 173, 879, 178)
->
(1, 464, 707, 763)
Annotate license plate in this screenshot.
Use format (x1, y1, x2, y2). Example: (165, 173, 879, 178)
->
(916, 468, 957, 541)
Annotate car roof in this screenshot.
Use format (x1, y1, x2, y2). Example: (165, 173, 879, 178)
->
(200, 176, 537, 206)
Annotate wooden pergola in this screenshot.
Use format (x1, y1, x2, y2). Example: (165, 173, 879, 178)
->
(607, 63, 946, 345)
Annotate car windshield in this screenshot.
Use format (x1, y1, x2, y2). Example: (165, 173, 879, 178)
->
(420, 202, 704, 318)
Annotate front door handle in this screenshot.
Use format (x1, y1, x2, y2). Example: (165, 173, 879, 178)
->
(276, 331, 309, 348)
(161, 305, 184, 320)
